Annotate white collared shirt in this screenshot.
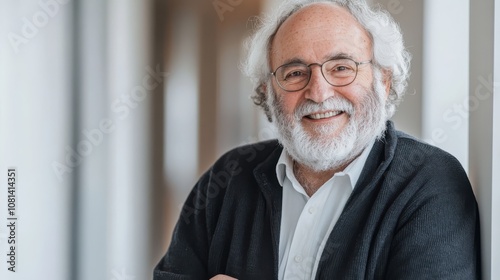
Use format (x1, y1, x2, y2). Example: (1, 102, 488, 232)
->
(276, 141, 374, 280)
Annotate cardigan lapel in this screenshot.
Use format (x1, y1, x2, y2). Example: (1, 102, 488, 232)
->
(253, 143, 283, 279)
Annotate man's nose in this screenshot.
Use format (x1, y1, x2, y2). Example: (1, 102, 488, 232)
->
(304, 66, 335, 103)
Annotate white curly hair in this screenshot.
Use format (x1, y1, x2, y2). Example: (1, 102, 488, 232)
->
(242, 0, 411, 121)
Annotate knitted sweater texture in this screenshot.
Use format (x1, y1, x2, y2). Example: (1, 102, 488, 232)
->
(154, 122, 481, 279)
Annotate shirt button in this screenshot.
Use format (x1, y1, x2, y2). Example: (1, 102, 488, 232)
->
(308, 207, 315, 214)
(294, 255, 303, 263)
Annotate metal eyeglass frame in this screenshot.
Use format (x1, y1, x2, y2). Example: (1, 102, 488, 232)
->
(270, 58, 372, 92)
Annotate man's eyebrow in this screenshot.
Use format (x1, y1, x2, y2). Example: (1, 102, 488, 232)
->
(279, 52, 356, 67)
(324, 52, 355, 60)
(279, 57, 307, 66)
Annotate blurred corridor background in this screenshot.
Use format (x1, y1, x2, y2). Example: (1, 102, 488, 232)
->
(0, 0, 499, 279)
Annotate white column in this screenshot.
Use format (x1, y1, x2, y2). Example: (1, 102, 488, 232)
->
(469, 0, 500, 278)
(77, 0, 108, 279)
(106, 0, 155, 279)
(421, 0, 469, 169)
(0, 0, 73, 279)
(164, 2, 200, 209)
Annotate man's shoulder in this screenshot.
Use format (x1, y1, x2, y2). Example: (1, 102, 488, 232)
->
(393, 129, 461, 164)
(212, 139, 282, 171)
(372, 125, 474, 210)
(388, 128, 468, 183)
(381, 122, 460, 166)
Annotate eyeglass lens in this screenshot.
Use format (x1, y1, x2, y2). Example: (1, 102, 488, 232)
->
(275, 58, 358, 91)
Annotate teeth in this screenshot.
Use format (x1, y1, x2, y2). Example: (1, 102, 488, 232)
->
(308, 111, 341, 120)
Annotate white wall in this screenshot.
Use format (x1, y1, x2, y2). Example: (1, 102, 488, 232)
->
(0, 1, 158, 279)
(0, 1, 73, 279)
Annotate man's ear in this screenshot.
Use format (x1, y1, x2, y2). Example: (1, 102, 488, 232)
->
(256, 83, 267, 95)
(382, 69, 392, 98)
(254, 82, 273, 122)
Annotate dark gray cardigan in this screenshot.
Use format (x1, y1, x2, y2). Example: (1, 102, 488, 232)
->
(154, 121, 481, 279)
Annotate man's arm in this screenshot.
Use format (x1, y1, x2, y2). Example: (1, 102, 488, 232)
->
(385, 173, 481, 279)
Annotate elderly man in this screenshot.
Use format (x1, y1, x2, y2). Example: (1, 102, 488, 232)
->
(154, 0, 481, 279)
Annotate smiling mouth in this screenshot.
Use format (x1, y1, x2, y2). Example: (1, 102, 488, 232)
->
(305, 110, 344, 120)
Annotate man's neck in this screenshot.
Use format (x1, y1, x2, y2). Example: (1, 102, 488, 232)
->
(293, 161, 350, 197)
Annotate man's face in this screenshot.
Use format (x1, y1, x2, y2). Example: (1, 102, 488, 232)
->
(269, 3, 390, 171)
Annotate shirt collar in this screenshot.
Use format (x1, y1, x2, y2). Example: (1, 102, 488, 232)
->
(276, 148, 293, 186)
(275, 140, 375, 190)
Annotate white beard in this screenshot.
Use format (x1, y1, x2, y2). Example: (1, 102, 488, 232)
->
(268, 77, 388, 172)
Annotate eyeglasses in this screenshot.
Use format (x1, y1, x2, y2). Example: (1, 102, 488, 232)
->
(271, 58, 372, 92)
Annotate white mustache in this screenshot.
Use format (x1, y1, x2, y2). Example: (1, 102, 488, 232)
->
(294, 97, 355, 120)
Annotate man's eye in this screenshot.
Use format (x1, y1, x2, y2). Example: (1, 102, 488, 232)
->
(285, 71, 305, 79)
(334, 65, 349, 71)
